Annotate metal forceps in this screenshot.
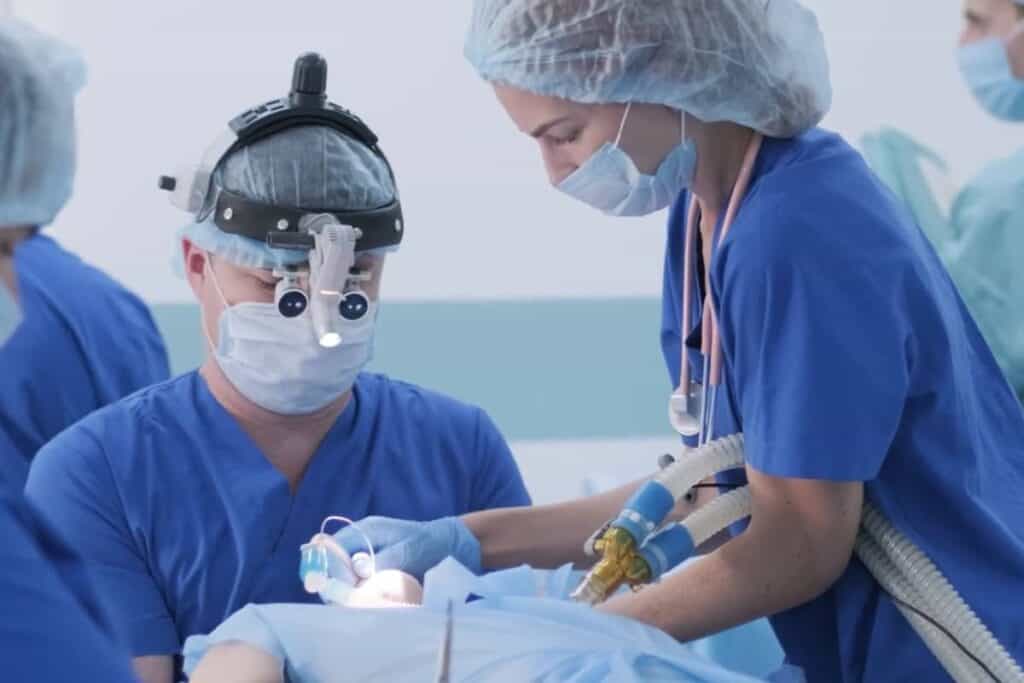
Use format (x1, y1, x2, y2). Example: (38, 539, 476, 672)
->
(434, 599, 454, 682)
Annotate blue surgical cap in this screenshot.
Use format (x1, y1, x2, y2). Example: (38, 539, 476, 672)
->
(0, 20, 86, 228)
(180, 125, 398, 270)
(465, 0, 832, 138)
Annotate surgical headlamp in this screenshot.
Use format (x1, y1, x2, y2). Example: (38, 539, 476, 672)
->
(159, 52, 403, 347)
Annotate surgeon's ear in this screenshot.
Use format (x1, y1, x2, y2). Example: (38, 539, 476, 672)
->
(182, 239, 209, 298)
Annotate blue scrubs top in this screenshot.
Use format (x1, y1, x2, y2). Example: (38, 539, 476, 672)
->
(0, 479, 137, 682)
(0, 234, 169, 484)
(661, 129, 1024, 681)
(25, 371, 530, 659)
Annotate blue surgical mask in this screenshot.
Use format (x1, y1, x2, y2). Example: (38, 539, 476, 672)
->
(959, 37, 1024, 122)
(558, 104, 696, 216)
(0, 285, 21, 347)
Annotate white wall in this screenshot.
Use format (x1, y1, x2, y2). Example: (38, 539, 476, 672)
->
(511, 436, 681, 504)
(11, 0, 1016, 304)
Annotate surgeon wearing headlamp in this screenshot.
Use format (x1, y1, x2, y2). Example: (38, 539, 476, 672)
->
(25, 54, 529, 683)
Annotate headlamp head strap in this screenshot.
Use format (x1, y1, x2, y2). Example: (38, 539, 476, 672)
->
(160, 52, 404, 254)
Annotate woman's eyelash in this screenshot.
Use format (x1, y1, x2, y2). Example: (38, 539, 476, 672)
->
(551, 131, 580, 145)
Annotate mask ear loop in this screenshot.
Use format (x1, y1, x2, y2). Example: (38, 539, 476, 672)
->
(204, 256, 231, 308)
(613, 102, 633, 148)
(201, 255, 231, 354)
(318, 515, 377, 580)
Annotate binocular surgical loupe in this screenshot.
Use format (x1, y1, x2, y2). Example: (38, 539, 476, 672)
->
(286, 215, 375, 349)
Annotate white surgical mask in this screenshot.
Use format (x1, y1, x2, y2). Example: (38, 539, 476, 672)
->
(0, 285, 21, 347)
(558, 104, 697, 216)
(204, 262, 375, 415)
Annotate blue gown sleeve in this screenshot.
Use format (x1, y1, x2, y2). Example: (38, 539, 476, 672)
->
(947, 152, 1024, 397)
(859, 128, 954, 248)
(24, 426, 181, 656)
(0, 492, 139, 683)
(468, 409, 532, 510)
(717, 190, 912, 481)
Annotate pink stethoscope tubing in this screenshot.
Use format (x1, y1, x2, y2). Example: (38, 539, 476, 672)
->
(671, 132, 763, 444)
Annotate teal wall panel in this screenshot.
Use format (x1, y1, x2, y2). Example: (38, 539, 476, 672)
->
(151, 299, 672, 441)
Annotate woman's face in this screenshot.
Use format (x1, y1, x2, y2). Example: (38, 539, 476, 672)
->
(492, 84, 682, 186)
(960, 0, 1021, 45)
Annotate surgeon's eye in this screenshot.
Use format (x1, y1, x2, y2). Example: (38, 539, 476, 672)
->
(964, 12, 986, 30)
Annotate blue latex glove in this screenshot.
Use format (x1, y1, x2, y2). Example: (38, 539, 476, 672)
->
(335, 516, 481, 580)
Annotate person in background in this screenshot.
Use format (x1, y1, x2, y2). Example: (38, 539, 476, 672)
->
(863, 0, 1024, 400)
(0, 18, 140, 683)
(0, 19, 170, 487)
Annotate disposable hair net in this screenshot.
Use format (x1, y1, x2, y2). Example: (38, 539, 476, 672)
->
(0, 20, 86, 228)
(465, 0, 832, 138)
(179, 125, 397, 271)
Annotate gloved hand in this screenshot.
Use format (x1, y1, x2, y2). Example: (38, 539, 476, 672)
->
(334, 516, 482, 580)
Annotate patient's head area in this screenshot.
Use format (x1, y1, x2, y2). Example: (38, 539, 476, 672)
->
(300, 517, 423, 608)
(346, 568, 424, 607)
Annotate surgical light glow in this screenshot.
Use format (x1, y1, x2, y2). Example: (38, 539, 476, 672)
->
(319, 332, 342, 348)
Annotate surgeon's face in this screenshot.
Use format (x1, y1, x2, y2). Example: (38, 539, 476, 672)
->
(492, 84, 683, 186)
(182, 240, 386, 347)
(960, 0, 1022, 45)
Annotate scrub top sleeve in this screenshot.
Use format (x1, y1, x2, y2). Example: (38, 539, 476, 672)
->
(468, 409, 532, 511)
(718, 199, 911, 481)
(0, 495, 139, 683)
(24, 430, 181, 656)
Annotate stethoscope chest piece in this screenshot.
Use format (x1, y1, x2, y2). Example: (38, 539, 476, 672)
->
(668, 381, 703, 438)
